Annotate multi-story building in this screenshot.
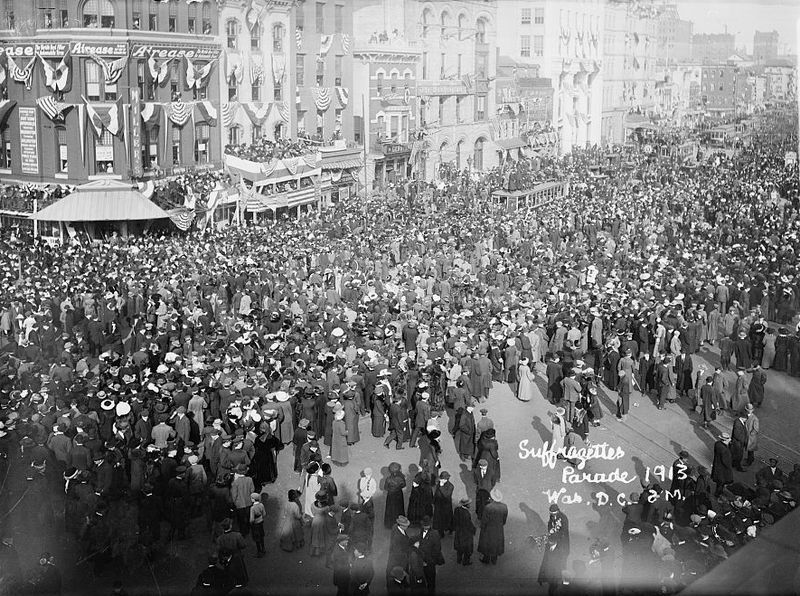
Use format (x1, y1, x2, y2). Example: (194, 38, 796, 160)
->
(406, 0, 499, 178)
(692, 33, 735, 64)
(700, 64, 748, 116)
(0, 0, 223, 185)
(753, 31, 779, 64)
(763, 60, 796, 104)
(352, 0, 419, 189)
(601, 0, 660, 145)
(656, 4, 692, 66)
(496, 0, 604, 155)
(217, 0, 292, 149)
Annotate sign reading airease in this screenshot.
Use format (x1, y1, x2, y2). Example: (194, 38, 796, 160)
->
(130, 43, 221, 61)
(1, 42, 69, 59)
(70, 41, 129, 57)
(18, 107, 39, 175)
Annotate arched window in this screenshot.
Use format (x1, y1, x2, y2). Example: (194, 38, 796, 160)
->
(473, 137, 485, 170)
(376, 114, 385, 137)
(228, 125, 241, 146)
(273, 23, 285, 53)
(458, 14, 467, 40)
(440, 10, 450, 36)
(202, 1, 212, 34)
(187, 2, 198, 33)
(274, 122, 285, 140)
(82, 0, 115, 28)
(476, 17, 487, 44)
(456, 139, 463, 170)
(226, 19, 240, 49)
(439, 140, 448, 162)
(421, 8, 432, 38)
(251, 22, 261, 50)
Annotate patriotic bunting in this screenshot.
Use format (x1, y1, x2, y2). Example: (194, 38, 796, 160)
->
(245, 0, 264, 30)
(226, 52, 244, 84)
(241, 102, 272, 125)
(276, 101, 289, 123)
(295, 28, 303, 50)
(271, 55, 285, 85)
(36, 96, 73, 122)
(186, 58, 215, 90)
(334, 86, 349, 109)
(312, 87, 331, 112)
(148, 56, 173, 87)
(249, 54, 264, 85)
(194, 100, 218, 126)
(8, 55, 36, 89)
(0, 54, 7, 90)
(167, 207, 195, 231)
(141, 102, 162, 128)
(39, 50, 72, 94)
(340, 34, 351, 55)
(91, 53, 128, 86)
(84, 99, 123, 139)
(77, 103, 86, 162)
(0, 100, 17, 129)
(222, 102, 239, 127)
(107, 98, 125, 137)
(166, 101, 192, 127)
(319, 35, 334, 59)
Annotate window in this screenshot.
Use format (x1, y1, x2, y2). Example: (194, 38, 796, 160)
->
(401, 114, 408, 142)
(476, 95, 485, 120)
(422, 52, 427, 79)
(296, 56, 305, 86)
(404, 71, 410, 89)
(473, 137, 484, 170)
(192, 86, 207, 101)
(202, 1, 212, 34)
(168, 2, 176, 32)
(82, 0, 115, 28)
(251, 22, 260, 50)
(171, 126, 181, 164)
(334, 55, 342, 86)
(422, 8, 431, 38)
(316, 60, 324, 86)
(520, 35, 530, 57)
(297, 110, 306, 133)
(85, 61, 101, 101)
(455, 97, 462, 123)
(534, 35, 544, 57)
(316, 109, 324, 136)
(187, 2, 196, 33)
(194, 124, 211, 163)
(228, 81, 238, 101)
(137, 61, 146, 97)
(251, 125, 262, 143)
(95, 130, 114, 173)
(56, 127, 68, 172)
(376, 72, 384, 94)
(521, 8, 531, 25)
(334, 4, 343, 33)
(390, 114, 398, 139)
(457, 54, 462, 78)
(390, 71, 397, 93)
(273, 23, 284, 53)
(133, 9, 140, 30)
(440, 53, 446, 79)
(99, 0, 114, 28)
(148, 10, 157, 31)
(274, 80, 283, 101)
(335, 108, 342, 132)
(438, 97, 444, 125)
(227, 19, 239, 49)
(440, 10, 449, 36)
(376, 114, 384, 136)
(169, 62, 179, 100)
(296, 4, 304, 31)
(60, 8, 68, 27)
(227, 126, 240, 146)
(476, 54, 487, 78)
(316, 2, 324, 34)
(0, 129, 11, 169)
(6, 10, 14, 30)
(458, 13, 467, 40)
(274, 122, 284, 140)
(39, 4, 55, 29)
(143, 126, 158, 170)
(251, 83, 260, 101)
(476, 18, 486, 44)
(535, 8, 544, 25)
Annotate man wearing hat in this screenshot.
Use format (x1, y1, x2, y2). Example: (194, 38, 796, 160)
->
(453, 497, 476, 565)
(711, 433, 734, 497)
(538, 504, 570, 592)
(230, 464, 255, 537)
(409, 392, 431, 449)
(744, 402, 760, 468)
(386, 516, 411, 588)
(755, 457, 784, 490)
(473, 459, 495, 520)
(478, 488, 507, 565)
(418, 515, 445, 592)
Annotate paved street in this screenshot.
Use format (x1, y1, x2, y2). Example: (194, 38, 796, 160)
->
(5, 342, 797, 596)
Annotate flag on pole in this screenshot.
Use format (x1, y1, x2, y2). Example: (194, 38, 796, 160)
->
(107, 97, 124, 138)
(91, 53, 128, 86)
(319, 35, 334, 58)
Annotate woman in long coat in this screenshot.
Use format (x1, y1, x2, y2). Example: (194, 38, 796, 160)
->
(474, 428, 500, 483)
(732, 371, 749, 412)
(406, 472, 433, 524)
(761, 330, 777, 369)
(343, 394, 360, 445)
(310, 493, 333, 556)
(747, 366, 766, 408)
(432, 471, 454, 536)
(250, 422, 281, 486)
(477, 490, 508, 563)
(371, 388, 387, 437)
(707, 306, 720, 345)
(517, 358, 538, 402)
(303, 462, 322, 519)
(331, 410, 349, 465)
(383, 462, 406, 529)
(453, 498, 476, 563)
(279, 489, 305, 552)
(550, 408, 567, 453)
(537, 506, 570, 587)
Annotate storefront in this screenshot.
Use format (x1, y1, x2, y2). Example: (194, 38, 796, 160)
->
(374, 141, 411, 186)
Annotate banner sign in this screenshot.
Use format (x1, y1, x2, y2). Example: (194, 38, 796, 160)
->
(1, 41, 126, 58)
(18, 107, 39, 174)
(130, 43, 221, 61)
(70, 41, 129, 57)
(129, 88, 143, 178)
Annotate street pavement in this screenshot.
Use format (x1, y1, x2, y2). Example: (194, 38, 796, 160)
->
(11, 341, 800, 596)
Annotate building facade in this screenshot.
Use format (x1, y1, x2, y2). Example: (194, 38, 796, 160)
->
(601, 0, 660, 145)
(753, 31, 779, 64)
(656, 4, 692, 66)
(700, 64, 748, 116)
(217, 0, 292, 150)
(0, 0, 223, 185)
(692, 33, 735, 64)
(763, 61, 796, 104)
(496, 0, 604, 155)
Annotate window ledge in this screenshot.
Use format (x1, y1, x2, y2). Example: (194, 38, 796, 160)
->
(54, 173, 69, 179)
(87, 174, 122, 181)
(0, 168, 11, 175)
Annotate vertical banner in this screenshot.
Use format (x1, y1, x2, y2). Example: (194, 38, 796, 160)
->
(129, 88, 143, 177)
(18, 107, 40, 175)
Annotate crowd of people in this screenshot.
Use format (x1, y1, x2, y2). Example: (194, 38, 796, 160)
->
(0, 110, 798, 595)
(223, 137, 318, 163)
(149, 170, 231, 212)
(0, 184, 73, 214)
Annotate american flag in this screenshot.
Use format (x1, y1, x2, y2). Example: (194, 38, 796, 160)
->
(91, 53, 128, 86)
(296, 28, 303, 50)
(36, 96, 73, 122)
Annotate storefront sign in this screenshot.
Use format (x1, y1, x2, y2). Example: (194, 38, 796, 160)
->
(130, 43, 221, 61)
(70, 41, 129, 57)
(416, 81, 468, 97)
(18, 107, 39, 175)
(1, 42, 69, 59)
(129, 88, 143, 178)
(382, 142, 410, 156)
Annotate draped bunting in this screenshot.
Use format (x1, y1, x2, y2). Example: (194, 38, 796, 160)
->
(36, 96, 73, 122)
(312, 87, 331, 112)
(222, 102, 239, 127)
(276, 101, 289, 123)
(250, 54, 264, 85)
(148, 56, 173, 87)
(340, 33, 351, 55)
(141, 102, 162, 129)
(0, 54, 7, 90)
(8, 55, 36, 89)
(245, 0, 264, 30)
(91, 53, 128, 86)
(39, 50, 72, 94)
(77, 104, 85, 162)
(295, 28, 303, 50)
(319, 35, 334, 58)
(271, 55, 285, 85)
(241, 102, 272, 125)
(226, 51, 244, 84)
(186, 58, 214, 90)
(166, 101, 192, 127)
(0, 100, 17, 129)
(334, 86, 349, 109)
(85, 98, 124, 138)
(194, 100, 217, 126)
(167, 207, 195, 231)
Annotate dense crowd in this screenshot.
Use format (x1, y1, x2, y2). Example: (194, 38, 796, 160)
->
(0, 185, 72, 214)
(149, 170, 231, 212)
(0, 110, 798, 595)
(224, 137, 318, 162)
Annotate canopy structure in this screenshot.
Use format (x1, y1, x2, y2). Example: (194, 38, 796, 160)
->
(31, 179, 170, 222)
(495, 137, 529, 151)
(224, 152, 321, 187)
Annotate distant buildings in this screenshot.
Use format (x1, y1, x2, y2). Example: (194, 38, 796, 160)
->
(692, 33, 735, 64)
(753, 30, 779, 64)
(656, 4, 692, 65)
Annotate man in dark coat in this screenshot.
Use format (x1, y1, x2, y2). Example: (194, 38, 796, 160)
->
(349, 543, 374, 596)
(538, 504, 570, 594)
(383, 396, 409, 450)
(731, 412, 748, 472)
(711, 433, 734, 497)
(477, 488, 507, 565)
(452, 405, 476, 461)
(418, 515, 445, 593)
(453, 497, 476, 565)
(332, 535, 351, 596)
(385, 516, 411, 588)
(755, 458, 784, 490)
(733, 331, 752, 368)
(473, 458, 495, 520)
(546, 354, 563, 403)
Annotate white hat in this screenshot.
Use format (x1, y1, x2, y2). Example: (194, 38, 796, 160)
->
(331, 327, 345, 338)
(274, 391, 290, 402)
(115, 402, 131, 417)
(100, 398, 115, 411)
